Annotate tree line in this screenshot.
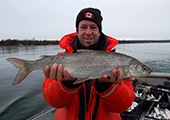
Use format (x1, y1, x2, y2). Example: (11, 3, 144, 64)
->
(1, 39, 170, 46)
(0, 39, 60, 46)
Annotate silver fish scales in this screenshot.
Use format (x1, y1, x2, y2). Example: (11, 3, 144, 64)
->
(7, 50, 152, 85)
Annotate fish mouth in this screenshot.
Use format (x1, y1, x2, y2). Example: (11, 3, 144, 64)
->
(148, 68, 153, 75)
(148, 71, 152, 75)
(145, 70, 152, 75)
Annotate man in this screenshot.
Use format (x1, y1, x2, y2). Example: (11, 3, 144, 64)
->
(43, 7, 135, 120)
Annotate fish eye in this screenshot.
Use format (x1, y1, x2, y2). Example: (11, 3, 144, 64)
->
(142, 66, 146, 71)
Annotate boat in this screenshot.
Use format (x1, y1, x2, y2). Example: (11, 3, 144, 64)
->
(27, 108, 56, 120)
(28, 72, 170, 120)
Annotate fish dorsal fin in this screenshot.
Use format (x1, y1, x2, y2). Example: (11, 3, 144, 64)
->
(77, 49, 96, 53)
(39, 55, 50, 59)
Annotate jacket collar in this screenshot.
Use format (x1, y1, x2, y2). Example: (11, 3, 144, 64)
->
(59, 32, 118, 53)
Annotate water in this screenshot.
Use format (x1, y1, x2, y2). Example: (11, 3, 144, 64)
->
(0, 45, 64, 120)
(0, 43, 170, 120)
(116, 43, 170, 73)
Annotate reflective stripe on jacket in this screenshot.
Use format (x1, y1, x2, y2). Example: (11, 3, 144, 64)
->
(42, 32, 135, 120)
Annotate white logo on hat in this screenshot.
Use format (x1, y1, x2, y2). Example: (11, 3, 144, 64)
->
(85, 12, 94, 18)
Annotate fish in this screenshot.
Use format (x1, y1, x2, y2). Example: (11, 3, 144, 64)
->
(6, 50, 152, 85)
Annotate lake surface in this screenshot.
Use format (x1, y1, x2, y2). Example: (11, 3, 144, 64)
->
(0, 43, 170, 120)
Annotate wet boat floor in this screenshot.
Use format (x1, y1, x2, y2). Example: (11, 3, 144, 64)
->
(121, 77, 170, 120)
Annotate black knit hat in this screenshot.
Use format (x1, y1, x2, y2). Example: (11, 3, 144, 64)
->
(76, 7, 103, 32)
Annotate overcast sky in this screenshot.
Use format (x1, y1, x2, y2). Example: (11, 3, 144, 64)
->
(0, 0, 170, 40)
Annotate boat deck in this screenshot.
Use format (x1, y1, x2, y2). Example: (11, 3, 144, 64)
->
(121, 74, 170, 120)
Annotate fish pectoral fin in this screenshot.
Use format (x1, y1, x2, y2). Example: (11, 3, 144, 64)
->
(120, 72, 131, 79)
(73, 78, 89, 84)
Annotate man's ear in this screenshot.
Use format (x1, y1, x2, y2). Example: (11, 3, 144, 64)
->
(76, 28, 78, 33)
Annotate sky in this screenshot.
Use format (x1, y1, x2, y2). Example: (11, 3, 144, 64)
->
(0, 0, 170, 40)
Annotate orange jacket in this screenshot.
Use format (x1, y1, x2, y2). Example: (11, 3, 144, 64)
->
(42, 32, 135, 120)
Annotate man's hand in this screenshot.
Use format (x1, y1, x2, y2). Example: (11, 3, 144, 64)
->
(98, 68, 135, 84)
(44, 63, 76, 81)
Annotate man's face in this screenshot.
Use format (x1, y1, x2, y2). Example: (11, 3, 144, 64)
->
(77, 20, 101, 48)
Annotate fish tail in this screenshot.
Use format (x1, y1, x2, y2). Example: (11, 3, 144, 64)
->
(7, 58, 32, 85)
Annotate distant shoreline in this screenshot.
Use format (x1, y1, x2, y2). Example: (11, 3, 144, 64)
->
(1, 40, 170, 47)
(0, 44, 58, 48)
(119, 40, 170, 44)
